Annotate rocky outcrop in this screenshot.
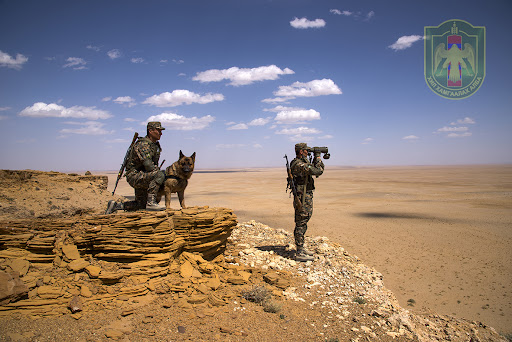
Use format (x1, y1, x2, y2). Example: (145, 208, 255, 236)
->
(0, 206, 238, 316)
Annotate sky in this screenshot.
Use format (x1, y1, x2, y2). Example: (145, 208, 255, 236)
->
(0, 0, 511, 171)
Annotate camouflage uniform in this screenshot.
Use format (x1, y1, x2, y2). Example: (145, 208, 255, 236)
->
(123, 123, 165, 210)
(291, 147, 324, 250)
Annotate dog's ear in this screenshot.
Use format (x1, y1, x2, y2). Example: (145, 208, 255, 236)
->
(191, 152, 196, 162)
(179, 150, 184, 159)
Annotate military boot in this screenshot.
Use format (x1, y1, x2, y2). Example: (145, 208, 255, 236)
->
(295, 247, 315, 262)
(105, 200, 124, 214)
(302, 247, 315, 256)
(146, 194, 164, 211)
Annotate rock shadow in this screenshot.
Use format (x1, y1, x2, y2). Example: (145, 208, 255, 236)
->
(256, 245, 296, 260)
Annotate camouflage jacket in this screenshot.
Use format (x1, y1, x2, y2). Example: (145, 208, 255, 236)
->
(291, 156, 324, 192)
(125, 136, 161, 175)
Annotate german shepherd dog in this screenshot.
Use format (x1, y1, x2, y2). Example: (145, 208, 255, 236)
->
(157, 150, 196, 210)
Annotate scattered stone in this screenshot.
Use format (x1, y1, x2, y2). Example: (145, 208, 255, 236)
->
(0, 271, 29, 305)
(62, 244, 80, 261)
(68, 296, 82, 313)
(9, 259, 30, 276)
(85, 265, 101, 278)
(177, 326, 186, 333)
(67, 259, 89, 272)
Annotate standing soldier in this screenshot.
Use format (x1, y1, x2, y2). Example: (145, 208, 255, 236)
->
(106, 121, 166, 213)
(291, 143, 324, 262)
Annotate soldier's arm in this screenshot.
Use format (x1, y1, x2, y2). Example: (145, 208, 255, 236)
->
(310, 157, 324, 176)
(137, 141, 158, 172)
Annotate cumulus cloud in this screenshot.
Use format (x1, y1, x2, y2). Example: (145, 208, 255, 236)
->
(366, 11, 375, 20)
(146, 112, 215, 130)
(273, 79, 342, 99)
(451, 117, 475, 125)
(0, 50, 28, 70)
(113, 96, 136, 107)
(107, 49, 122, 59)
(143, 90, 224, 107)
(193, 65, 294, 86)
(436, 126, 469, 133)
(263, 105, 303, 113)
(248, 117, 272, 126)
(389, 35, 423, 51)
(276, 127, 321, 135)
(447, 132, 472, 138)
(63, 57, 87, 70)
(290, 17, 326, 29)
(362, 138, 374, 144)
(19, 102, 111, 120)
(131, 57, 144, 64)
(86, 45, 100, 52)
(227, 123, 248, 130)
(102, 97, 112, 102)
(60, 121, 113, 135)
(330, 9, 374, 20)
(402, 135, 419, 140)
(274, 109, 321, 124)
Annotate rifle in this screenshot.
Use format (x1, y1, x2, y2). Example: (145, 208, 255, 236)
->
(112, 132, 139, 195)
(284, 154, 302, 211)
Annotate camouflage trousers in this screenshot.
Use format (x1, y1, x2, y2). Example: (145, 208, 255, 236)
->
(124, 169, 165, 211)
(294, 191, 313, 249)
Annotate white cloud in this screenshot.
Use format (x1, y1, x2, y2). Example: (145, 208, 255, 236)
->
(172, 59, 184, 64)
(248, 117, 272, 126)
(86, 45, 100, 52)
(402, 135, 419, 140)
(253, 144, 263, 149)
(437, 126, 469, 133)
(146, 112, 215, 130)
(102, 97, 112, 102)
(447, 132, 472, 138)
(227, 123, 248, 130)
(60, 121, 113, 135)
(114, 96, 136, 107)
(19, 102, 111, 119)
(124, 117, 138, 122)
(290, 17, 326, 29)
(131, 57, 144, 64)
(0, 107, 11, 111)
(275, 109, 321, 124)
(362, 138, 374, 144)
(451, 117, 476, 125)
(366, 11, 375, 20)
(107, 49, 122, 59)
(276, 127, 321, 135)
(319, 135, 333, 139)
(0, 50, 28, 70)
(143, 90, 224, 107)
(63, 57, 87, 70)
(261, 97, 294, 104)
(389, 35, 423, 51)
(193, 65, 294, 86)
(264, 105, 303, 113)
(274, 79, 342, 99)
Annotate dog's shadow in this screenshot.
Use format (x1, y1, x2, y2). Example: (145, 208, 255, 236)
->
(256, 245, 296, 260)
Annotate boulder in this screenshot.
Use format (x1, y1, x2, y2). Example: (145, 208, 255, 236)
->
(0, 271, 29, 305)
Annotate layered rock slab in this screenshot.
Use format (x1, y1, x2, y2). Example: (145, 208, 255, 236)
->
(0, 206, 238, 316)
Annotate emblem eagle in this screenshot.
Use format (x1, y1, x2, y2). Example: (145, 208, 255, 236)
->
(434, 43, 475, 83)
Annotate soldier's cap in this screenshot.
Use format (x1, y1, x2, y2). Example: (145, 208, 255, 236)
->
(295, 142, 310, 152)
(147, 121, 166, 130)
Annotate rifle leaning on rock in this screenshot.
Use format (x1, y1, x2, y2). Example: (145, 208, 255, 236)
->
(284, 154, 302, 211)
(112, 132, 139, 195)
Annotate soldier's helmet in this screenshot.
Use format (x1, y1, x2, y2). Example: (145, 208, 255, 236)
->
(295, 142, 310, 153)
(147, 121, 166, 130)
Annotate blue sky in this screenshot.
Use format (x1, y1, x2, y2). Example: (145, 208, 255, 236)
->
(1, 0, 511, 170)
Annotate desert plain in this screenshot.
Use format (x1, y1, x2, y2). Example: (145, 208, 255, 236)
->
(106, 164, 512, 334)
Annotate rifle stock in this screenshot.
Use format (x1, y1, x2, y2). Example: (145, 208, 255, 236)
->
(284, 155, 302, 211)
(112, 132, 139, 195)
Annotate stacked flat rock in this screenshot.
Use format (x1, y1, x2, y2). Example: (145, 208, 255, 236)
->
(0, 206, 238, 316)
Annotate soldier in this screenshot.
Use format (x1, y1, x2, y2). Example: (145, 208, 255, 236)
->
(291, 143, 324, 262)
(106, 121, 166, 213)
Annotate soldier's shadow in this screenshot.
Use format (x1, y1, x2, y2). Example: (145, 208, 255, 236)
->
(256, 245, 296, 261)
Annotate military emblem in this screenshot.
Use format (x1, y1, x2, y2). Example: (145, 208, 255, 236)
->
(425, 19, 485, 99)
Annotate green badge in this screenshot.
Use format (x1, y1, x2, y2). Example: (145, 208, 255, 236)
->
(424, 19, 485, 100)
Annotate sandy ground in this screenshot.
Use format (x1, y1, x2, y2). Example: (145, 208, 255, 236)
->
(102, 164, 512, 334)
